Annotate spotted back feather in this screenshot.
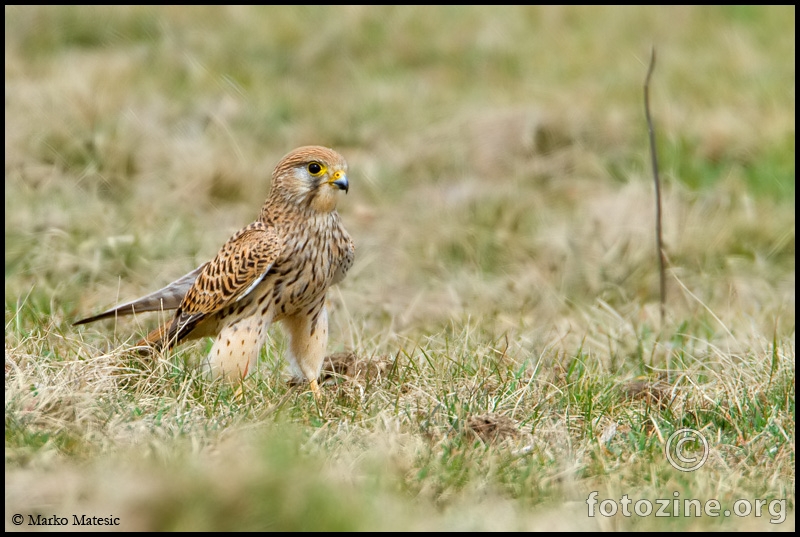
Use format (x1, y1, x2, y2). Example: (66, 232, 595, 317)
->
(162, 221, 281, 346)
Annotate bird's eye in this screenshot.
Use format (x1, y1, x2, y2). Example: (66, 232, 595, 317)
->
(307, 162, 324, 176)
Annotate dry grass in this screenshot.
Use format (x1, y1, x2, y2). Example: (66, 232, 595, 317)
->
(5, 5, 795, 531)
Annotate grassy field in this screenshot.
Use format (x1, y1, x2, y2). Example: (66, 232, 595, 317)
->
(5, 5, 795, 531)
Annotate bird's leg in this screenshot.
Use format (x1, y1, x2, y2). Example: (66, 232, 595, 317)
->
(206, 315, 270, 381)
(283, 305, 328, 401)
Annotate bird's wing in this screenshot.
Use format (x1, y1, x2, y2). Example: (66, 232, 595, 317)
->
(73, 263, 208, 326)
(162, 221, 283, 346)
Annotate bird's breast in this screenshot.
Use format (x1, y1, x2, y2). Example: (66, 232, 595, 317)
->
(231, 215, 350, 322)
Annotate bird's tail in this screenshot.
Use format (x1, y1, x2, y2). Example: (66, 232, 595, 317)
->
(133, 321, 172, 354)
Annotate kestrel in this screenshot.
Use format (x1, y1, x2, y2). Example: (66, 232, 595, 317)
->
(74, 146, 355, 398)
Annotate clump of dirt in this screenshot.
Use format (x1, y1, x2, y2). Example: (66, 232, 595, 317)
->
(321, 352, 392, 385)
(621, 378, 673, 409)
(465, 413, 520, 444)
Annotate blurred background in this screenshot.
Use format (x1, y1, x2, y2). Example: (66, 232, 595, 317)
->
(5, 6, 795, 531)
(5, 6, 794, 342)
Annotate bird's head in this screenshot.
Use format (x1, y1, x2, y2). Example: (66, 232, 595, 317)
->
(268, 145, 349, 214)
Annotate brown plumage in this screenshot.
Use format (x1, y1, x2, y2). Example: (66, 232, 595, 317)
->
(74, 146, 355, 397)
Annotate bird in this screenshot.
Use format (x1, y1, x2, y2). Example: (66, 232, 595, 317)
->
(74, 145, 355, 399)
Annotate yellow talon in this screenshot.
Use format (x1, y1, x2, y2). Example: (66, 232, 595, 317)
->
(309, 378, 321, 401)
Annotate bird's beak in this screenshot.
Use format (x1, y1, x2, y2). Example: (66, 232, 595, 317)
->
(331, 170, 349, 194)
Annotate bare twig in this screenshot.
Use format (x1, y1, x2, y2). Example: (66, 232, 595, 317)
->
(644, 46, 666, 326)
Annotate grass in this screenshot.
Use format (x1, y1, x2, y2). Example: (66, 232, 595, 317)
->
(5, 5, 795, 531)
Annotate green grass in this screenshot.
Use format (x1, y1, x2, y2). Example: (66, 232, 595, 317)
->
(5, 5, 795, 531)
